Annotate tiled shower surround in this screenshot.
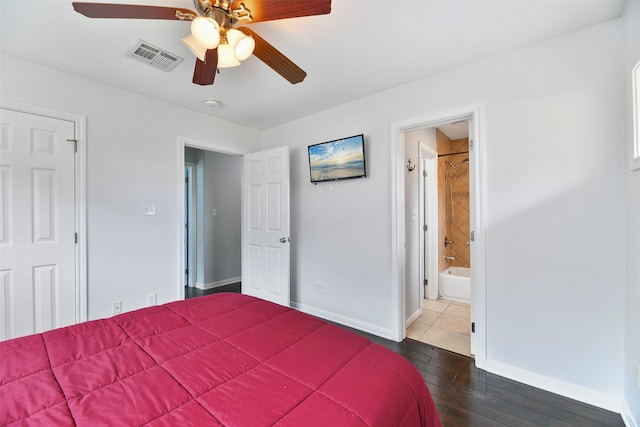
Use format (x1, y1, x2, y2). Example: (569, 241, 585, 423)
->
(437, 129, 470, 272)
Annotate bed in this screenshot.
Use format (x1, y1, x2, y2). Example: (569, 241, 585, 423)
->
(1, 293, 441, 426)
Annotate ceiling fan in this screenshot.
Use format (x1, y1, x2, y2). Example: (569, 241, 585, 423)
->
(72, 0, 331, 85)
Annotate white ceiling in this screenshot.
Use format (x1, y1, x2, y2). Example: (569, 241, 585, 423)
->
(438, 120, 469, 140)
(0, 0, 628, 130)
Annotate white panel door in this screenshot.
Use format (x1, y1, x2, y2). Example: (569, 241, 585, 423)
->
(242, 146, 290, 306)
(0, 108, 76, 340)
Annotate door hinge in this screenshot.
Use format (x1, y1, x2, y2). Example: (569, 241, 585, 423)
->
(185, 177, 189, 183)
(185, 268, 189, 275)
(470, 231, 475, 242)
(423, 170, 427, 178)
(423, 224, 428, 232)
(424, 279, 428, 286)
(471, 322, 476, 333)
(74, 232, 78, 244)
(469, 139, 474, 151)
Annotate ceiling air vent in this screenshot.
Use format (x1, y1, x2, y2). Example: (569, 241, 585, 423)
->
(126, 40, 183, 72)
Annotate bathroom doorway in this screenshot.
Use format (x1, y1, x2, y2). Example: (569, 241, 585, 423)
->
(392, 106, 486, 366)
(418, 123, 471, 357)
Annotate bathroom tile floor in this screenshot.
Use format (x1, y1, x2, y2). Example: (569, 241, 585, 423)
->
(407, 298, 472, 357)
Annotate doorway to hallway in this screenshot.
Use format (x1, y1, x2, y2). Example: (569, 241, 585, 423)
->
(183, 147, 242, 295)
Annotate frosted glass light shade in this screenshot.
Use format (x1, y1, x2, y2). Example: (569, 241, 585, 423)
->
(181, 35, 207, 61)
(227, 29, 255, 61)
(217, 43, 240, 68)
(191, 16, 220, 49)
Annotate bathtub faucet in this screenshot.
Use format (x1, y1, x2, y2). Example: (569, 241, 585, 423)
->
(444, 255, 455, 261)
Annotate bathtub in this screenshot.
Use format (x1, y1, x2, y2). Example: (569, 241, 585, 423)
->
(439, 267, 471, 304)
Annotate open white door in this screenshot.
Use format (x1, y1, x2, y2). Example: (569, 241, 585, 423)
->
(422, 153, 439, 301)
(0, 108, 77, 340)
(242, 146, 290, 306)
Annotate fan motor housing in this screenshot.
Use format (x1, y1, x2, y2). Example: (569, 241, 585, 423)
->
(193, 0, 229, 16)
(193, 0, 238, 28)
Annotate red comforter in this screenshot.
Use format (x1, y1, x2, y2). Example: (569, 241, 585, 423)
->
(1, 293, 441, 426)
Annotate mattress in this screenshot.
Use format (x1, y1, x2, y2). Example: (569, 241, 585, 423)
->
(1, 293, 441, 426)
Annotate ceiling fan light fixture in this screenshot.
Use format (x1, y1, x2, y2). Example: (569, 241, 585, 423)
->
(191, 16, 220, 49)
(217, 43, 241, 68)
(227, 29, 255, 61)
(181, 35, 207, 61)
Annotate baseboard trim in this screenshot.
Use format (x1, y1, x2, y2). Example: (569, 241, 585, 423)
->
(405, 308, 422, 328)
(291, 301, 396, 341)
(195, 277, 241, 291)
(485, 359, 622, 413)
(622, 401, 639, 427)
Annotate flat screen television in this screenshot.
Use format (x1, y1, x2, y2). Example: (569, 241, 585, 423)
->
(308, 134, 366, 183)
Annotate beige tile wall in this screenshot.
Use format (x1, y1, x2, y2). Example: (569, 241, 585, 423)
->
(437, 129, 470, 272)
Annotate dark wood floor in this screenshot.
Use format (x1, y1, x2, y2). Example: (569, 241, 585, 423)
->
(186, 286, 624, 426)
(362, 333, 624, 427)
(185, 282, 241, 298)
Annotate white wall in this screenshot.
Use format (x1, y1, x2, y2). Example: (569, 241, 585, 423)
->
(205, 151, 242, 284)
(622, 1, 640, 425)
(261, 20, 626, 409)
(0, 54, 260, 320)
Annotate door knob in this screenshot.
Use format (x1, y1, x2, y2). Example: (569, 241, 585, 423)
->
(279, 237, 290, 243)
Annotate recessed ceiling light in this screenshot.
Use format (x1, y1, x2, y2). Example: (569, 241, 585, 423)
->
(205, 98, 221, 108)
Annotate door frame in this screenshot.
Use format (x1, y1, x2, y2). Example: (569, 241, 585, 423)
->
(391, 104, 487, 368)
(177, 136, 248, 300)
(184, 162, 197, 288)
(1, 98, 88, 323)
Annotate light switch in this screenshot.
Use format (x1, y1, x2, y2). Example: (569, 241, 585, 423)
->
(143, 204, 156, 215)
(211, 209, 217, 217)
(411, 209, 418, 221)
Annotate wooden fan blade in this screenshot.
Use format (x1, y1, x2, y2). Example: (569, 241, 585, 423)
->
(193, 49, 218, 86)
(230, 0, 330, 23)
(237, 27, 306, 84)
(72, 2, 195, 20)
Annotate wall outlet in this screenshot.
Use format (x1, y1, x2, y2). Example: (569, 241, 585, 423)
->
(112, 301, 122, 315)
(147, 293, 157, 306)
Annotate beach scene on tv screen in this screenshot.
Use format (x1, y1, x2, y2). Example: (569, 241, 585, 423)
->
(309, 135, 365, 181)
